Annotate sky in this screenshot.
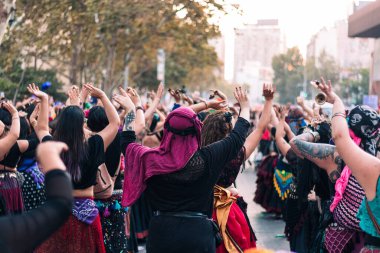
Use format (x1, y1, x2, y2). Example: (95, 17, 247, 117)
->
(219, 0, 375, 80)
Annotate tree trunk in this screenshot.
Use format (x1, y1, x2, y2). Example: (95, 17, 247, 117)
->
(0, 0, 16, 45)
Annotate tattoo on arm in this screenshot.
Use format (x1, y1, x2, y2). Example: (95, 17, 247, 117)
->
(328, 170, 341, 183)
(334, 156, 343, 166)
(292, 138, 335, 161)
(124, 111, 136, 131)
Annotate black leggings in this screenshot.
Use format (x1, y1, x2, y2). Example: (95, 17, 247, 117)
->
(146, 215, 216, 253)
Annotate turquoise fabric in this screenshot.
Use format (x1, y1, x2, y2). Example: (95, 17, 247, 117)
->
(358, 177, 380, 238)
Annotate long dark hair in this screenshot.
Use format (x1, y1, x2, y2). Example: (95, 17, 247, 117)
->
(53, 106, 88, 182)
(201, 111, 233, 147)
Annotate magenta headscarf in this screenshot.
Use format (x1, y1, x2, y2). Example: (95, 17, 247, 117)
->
(122, 107, 203, 207)
(330, 129, 361, 212)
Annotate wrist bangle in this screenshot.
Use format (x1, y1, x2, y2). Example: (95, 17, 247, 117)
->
(136, 106, 145, 113)
(12, 116, 19, 120)
(203, 101, 208, 109)
(331, 112, 346, 120)
(309, 131, 320, 142)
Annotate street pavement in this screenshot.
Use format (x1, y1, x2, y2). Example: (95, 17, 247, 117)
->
(236, 167, 290, 251)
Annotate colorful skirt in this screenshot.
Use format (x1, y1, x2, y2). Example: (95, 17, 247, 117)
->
(0, 171, 24, 215)
(213, 200, 256, 253)
(253, 155, 278, 212)
(36, 210, 106, 253)
(96, 190, 128, 253)
(18, 160, 46, 211)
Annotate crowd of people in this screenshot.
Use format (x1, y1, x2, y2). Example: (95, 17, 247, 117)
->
(0, 77, 378, 253)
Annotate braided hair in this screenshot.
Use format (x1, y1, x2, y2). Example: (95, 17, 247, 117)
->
(201, 111, 233, 147)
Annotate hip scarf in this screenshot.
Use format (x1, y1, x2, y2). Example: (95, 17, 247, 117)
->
(273, 159, 293, 200)
(72, 197, 99, 225)
(18, 158, 44, 189)
(214, 185, 256, 253)
(214, 185, 240, 253)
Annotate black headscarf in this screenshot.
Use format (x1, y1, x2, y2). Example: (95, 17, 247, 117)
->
(348, 105, 380, 156)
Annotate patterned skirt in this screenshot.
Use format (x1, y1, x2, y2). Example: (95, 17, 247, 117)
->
(36, 213, 106, 253)
(253, 155, 278, 212)
(96, 190, 128, 253)
(19, 161, 46, 211)
(0, 171, 24, 215)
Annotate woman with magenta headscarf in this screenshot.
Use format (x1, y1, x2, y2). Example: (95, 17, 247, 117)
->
(114, 85, 270, 253)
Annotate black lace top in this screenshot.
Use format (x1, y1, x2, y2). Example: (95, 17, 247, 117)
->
(216, 148, 245, 188)
(121, 117, 250, 217)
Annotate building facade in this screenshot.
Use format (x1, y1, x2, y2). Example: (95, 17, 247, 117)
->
(233, 19, 283, 103)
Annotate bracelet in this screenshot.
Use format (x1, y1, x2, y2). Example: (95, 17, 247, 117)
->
(136, 106, 145, 113)
(331, 112, 346, 120)
(12, 116, 19, 120)
(203, 101, 208, 109)
(309, 131, 320, 142)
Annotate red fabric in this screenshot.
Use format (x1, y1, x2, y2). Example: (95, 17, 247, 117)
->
(122, 107, 202, 206)
(0, 173, 24, 214)
(36, 214, 105, 253)
(213, 201, 256, 253)
(261, 129, 271, 141)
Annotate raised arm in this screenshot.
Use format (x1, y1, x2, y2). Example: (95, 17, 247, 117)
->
(119, 87, 145, 135)
(84, 83, 120, 151)
(0, 141, 72, 253)
(289, 129, 340, 174)
(113, 94, 137, 156)
(201, 87, 251, 181)
(275, 108, 291, 156)
(145, 83, 164, 124)
(0, 102, 20, 160)
(244, 83, 275, 159)
(27, 83, 50, 141)
(318, 78, 380, 200)
(297, 96, 313, 121)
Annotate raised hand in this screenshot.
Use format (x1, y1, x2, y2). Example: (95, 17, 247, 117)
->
(296, 96, 305, 107)
(68, 87, 81, 106)
(1, 101, 18, 117)
(80, 83, 91, 102)
(113, 94, 135, 112)
(125, 87, 142, 106)
(118, 86, 129, 97)
(279, 106, 289, 121)
(29, 103, 40, 128)
(27, 83, 48, 99)
(209, 89, 228, 101)
(262, 83, 275, 101)
(312, 77, 337, 104)
(83, 83, 106, 99)
(168, 88, 181, 103)
(37, 141, 68, 173)
(233, 86, 249, 109)
(182, 94, 194, 105)
(156, 82, 164, 100)
(207, 99, 228, 110)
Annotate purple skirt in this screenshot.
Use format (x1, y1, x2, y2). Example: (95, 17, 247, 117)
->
(0, 171, 24, 215)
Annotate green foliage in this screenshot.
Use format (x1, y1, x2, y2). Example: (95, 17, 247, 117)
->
(0, 61, 66, 101)
(1, 0, 228, 95)
(340, 68, 369, 105)
(305, 50, 340, 98)
(272, 47, 304, 103)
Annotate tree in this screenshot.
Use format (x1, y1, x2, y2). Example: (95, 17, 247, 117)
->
(272, 47, 304, 103)
(340, 68, 369, 105)
(305, 50, 340, 98)
(0, 0, 16, 45)
(0, 60, 65, 101)
(1, 0, 227, 95)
